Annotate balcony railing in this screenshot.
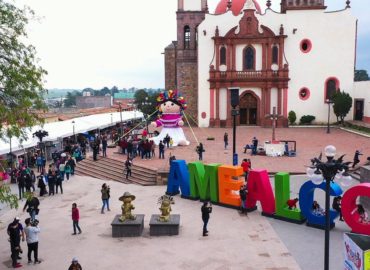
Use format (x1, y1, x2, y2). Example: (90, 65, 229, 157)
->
(209, 69, 289, 81)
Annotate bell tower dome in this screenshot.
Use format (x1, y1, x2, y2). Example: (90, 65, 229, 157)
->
(280, 0, 326, 13)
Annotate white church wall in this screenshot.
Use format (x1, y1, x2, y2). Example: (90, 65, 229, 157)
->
(270, 87, 278, 112)
(353, 81, 370, 123)
(198, 11, 242, 126)
(235, 44, 262, 70)
(183, 0, 202, 11)
(219, 88, 228, 120)
(258, 8, 357, 123)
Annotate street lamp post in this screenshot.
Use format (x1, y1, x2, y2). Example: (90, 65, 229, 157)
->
(326, 99, 334, 134)
(118, 102, 123, 135)
(72, 120, 76, 143)
(307, 145, 352, 270)
(110, 113, 113, 125)
(32, 130, 49, 156)
(230, 89, 239, 166)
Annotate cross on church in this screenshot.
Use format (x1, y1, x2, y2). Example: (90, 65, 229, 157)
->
(269, 107, 278, 142)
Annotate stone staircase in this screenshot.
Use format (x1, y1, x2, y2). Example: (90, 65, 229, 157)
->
(75, 157, 158, 186)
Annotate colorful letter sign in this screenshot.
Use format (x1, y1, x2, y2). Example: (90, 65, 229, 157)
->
(188, 162, 221, 202)
(218, 165, 244, 207)
(274, 172, 305, 223)
(166, 160, 190, 197)
(299, 180, 342, 228)
(246, 169, 275, 215)
(342, 183, 370, 235)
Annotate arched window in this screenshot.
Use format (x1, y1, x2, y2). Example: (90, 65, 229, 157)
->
(272, 45, 278, 64)
(243, 46, 255, 70)
(184, 25, 191, 49)
(325, 78, 339, 101)
(220, 47, 226, 65)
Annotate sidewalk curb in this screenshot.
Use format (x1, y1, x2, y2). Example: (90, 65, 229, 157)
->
(339, 127, 370, 138)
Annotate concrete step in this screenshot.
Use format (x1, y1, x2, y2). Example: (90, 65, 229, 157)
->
(77, 161, 156, 183)
(75, 165, 154, 186)
(84, 157, 158, 176)
(76, 157, 157, 186)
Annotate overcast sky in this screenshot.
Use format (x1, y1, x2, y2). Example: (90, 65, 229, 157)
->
(18, 0, 370, 89)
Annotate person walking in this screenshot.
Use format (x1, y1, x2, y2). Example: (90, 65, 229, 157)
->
(47, 170, 56, 196)
(239, 185, 248, 214)
(125, 157, 132, 180)
(23, 192, 40, 221)
(241, 159, 251, 182)
(37, 173, 47, 197)
(9, 220, 22, 268)
(55, 171, 63, 194)
(68, 257, 82, 270)
(102, 136, 108, 157)
(71, 203, 82, 235)
(67, 156, 76, 176)
(65, 163, 72, 181)
(24, 218, 41, 265)
(30, 170, 36, 192)
(17, 169, 26, 200)
(201, 201, 212, 237)
(223, 132, 228, 150)
(332, 196, 343, 221)
(252, 137, 258, 155)
(36, 155, 43, 173)
(159, 140, 165, 159)
(92, 141, 99, 161)
(101, 183, 110, 214)
(352, 150, 363, 168)
(196, 143, 205, 161)
(59, 162, 65, 181)
(150, 140, 155, 158)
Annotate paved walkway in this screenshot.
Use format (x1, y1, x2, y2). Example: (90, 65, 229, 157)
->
(0, 175, 300, 270)
(108, 126, 370, 173)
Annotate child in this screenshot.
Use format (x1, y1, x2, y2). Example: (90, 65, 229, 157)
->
(287, 198, 299, 210)
(352, 204, 369, 224)
(169, 138, 174, 148)
(68, 257, 82, 270)
(71, 203, 82, 235)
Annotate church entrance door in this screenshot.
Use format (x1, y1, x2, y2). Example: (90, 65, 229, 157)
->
(239, 93, 258, 125)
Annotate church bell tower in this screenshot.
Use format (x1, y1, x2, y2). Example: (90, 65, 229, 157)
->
(175, 0, 207, 121)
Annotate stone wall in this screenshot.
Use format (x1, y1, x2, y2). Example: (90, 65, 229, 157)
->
(164, 43, 177, 90)
(76, 96, 111, 109)
(177, 61, 198, 122)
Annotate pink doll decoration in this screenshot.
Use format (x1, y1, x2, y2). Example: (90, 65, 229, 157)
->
(151, 90, 190, 146)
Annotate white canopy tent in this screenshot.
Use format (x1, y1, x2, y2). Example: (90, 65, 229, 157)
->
(0, 111, 143, 156)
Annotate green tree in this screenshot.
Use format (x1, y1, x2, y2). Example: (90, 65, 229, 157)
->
(0, 1, 48, 140)
(64, 91, 82, 107)
(288, 111, 296, 125)
(332, 90, 353, 125)
(134, 89, 158, 118)
(354, 70, 369, 81)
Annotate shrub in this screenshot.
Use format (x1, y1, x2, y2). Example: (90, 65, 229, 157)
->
(299, 115, 315, 125)
(288, 111, 297, 125)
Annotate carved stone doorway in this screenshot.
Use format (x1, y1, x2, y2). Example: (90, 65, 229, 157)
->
(239, 93, 258, 125)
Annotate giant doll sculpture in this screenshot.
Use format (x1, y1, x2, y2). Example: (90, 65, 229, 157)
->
(151, 90, 190, 146)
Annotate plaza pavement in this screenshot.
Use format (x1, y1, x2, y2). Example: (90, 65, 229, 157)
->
(1, 175, 301, 270)
(109, 126, 370, 173)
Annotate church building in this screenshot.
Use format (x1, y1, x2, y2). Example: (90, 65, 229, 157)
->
(165, 0, 369, 127)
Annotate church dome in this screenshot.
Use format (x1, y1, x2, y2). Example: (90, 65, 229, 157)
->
(215, 0, 261, 16)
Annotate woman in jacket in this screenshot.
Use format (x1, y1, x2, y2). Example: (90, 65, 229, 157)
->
(101, 183, 110, 214)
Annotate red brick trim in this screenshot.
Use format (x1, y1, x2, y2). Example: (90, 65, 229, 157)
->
(300, 39, 312, 53)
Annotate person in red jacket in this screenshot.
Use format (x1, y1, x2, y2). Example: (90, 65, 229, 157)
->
(287, 198, 299, 210)
(241, 159, 251, 182)
(71, 203, 82, 235)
